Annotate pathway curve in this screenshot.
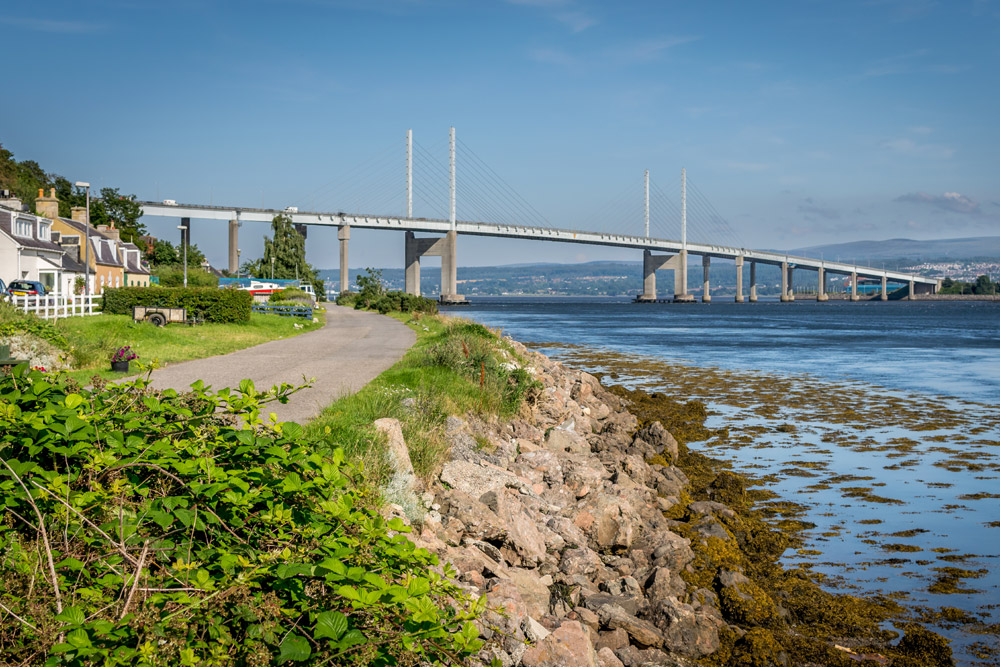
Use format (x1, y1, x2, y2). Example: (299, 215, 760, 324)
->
(147, 305, 415, 424)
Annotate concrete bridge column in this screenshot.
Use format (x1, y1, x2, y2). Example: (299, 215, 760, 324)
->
(228, 219, 239, 275)
(674, 250, 694, 302)
(640, 250, 673, 301)
(734, 256, 744, 303)
(404, 231, 466, 303)
(780, 262, 790, 302)
(702, 255, 711, 303)
(787, 266, 795, 301)
(338, 225, 350, 294)
(817, 267, 828, 301)
(749, 261, 757, 303)
(850, 272, 859, 301)
(908, 280, 915, 300)
(880, 275, 888, 301)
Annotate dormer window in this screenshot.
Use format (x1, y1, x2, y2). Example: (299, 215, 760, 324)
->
(13, 216, 32, 238)
(38, 220, 51, 242)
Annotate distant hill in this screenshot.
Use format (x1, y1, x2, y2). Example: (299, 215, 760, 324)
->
(788, 236, 1000, 261)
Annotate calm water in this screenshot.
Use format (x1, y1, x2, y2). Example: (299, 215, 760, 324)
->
(445, 297, 1000, 665)
(447, 298, 1000, 401)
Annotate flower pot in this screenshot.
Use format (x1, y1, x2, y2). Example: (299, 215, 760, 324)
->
(111, 360, 130, 373)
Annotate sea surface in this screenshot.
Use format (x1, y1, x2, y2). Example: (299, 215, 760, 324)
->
(444, 297, 1000, 665)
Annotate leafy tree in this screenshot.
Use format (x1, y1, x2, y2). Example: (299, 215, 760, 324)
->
(148, 238, 179, 266)
(356, 267, 386, 301)
(246, 214, 324, 297)
(95, 187, 145, 243)
(972, 274, 996, 295)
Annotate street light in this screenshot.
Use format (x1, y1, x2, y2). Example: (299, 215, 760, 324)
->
(271, 256, 275, 280)
(74, 182, 90, 294)
(177, 224, 188, 287)
(237, 248, 241, 278)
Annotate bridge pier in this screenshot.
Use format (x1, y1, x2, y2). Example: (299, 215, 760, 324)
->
(817, 266, 828, 301)
(880, 275, 888, 301)
(228, 218, 239, 274)
(405, 231, 465, 303)
(675, 249, 694, 302)
(850, 271, 859, 301)
(734, 256, 744, 303)
(780, 262, 791, 302)
(749, 261, 757, 302)
(639, 250, 687, 302)
(338, 225, 350, 294)
(702, 255, 711, 303)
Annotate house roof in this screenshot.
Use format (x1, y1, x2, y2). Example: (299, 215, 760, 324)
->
(61, 252, 87, 273)
(56, 217, 124, 267)
(0, 209, 66, 254)
(121, 242, 150, 275)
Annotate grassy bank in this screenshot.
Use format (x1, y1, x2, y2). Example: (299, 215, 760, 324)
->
(55, 310, 325, 382)
(306, 312, 539, 490)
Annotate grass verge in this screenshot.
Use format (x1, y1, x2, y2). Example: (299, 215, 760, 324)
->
(306, 312, 540, 488)
(53, 309, 325, 382)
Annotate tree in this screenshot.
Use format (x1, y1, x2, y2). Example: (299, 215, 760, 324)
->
(148, 239, 180, 266)
(972, 275, 996, 295)
(249, 214, 324, 296)
(96, 187, 145, 242)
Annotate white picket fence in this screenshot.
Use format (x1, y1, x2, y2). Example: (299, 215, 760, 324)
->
(9, 294, 101, 319)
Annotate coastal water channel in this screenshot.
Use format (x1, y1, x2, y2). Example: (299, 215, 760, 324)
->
(445, 297, 1000, 666)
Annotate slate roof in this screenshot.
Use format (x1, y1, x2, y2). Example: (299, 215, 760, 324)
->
(0, 209, 66, 254)
(57, 217, 124, 267)
(121, 241, 150, 275)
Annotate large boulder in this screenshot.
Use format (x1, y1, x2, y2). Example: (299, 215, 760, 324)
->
(440, 459, 525, 499)
(521, 620, 598, 667)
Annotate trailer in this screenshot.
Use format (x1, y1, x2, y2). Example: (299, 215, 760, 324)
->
(132, 306, 187, 327)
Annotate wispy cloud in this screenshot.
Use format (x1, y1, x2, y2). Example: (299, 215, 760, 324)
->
(799, 198, 841, 220)
(863, 48, 929, 77)
(614, 36, 700, 63)
(0, 16, 104, 33)
(908, 125, 933, 135)
(556, 11, 596, 32)
(881, 137, 954, 159)
(527, 47, 576, 66)
(508, 0, 598, 32)
(896, 191, 980, 214)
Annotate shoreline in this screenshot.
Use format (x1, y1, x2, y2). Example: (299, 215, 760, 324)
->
(395, 326, 962, 666)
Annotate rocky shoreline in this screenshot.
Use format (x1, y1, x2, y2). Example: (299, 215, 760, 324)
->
(380, 336, 953, 666)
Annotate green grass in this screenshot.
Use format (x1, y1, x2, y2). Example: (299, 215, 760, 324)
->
(306, 312, 539, 486)
(54, 309, 325, 383)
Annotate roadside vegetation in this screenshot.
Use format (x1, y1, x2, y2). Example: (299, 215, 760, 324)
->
(307, 312, 539, 488)
(939, 275, 997, 295)
(336, 268, 439, 315)
(0, 366, 486, 665)
(0, 301, 324, 383)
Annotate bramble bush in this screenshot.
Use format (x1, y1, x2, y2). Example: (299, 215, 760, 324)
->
(102, 287, 252, 323)
(0, 365, 486, 665)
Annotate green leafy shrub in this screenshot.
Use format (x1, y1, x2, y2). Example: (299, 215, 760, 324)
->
(0, 302, 70, 351)
(335, 291, 359, 308)
(102, 286, 252, 323)
(270, 288, 311, 304)
(0, 366, 485, 665)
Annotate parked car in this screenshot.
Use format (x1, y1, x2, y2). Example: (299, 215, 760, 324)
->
(6, 280, 47, 296)
(0, 279, 7, 301)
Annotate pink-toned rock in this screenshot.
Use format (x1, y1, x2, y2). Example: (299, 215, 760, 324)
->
(596, 647, 625, 667)
(521, 620, 598, 667)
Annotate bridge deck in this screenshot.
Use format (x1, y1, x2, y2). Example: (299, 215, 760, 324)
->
(140, 202, 938, 286)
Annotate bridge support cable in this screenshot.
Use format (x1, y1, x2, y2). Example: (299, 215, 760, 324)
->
(456, 138, 554, 229)
(297, 140, 402, 215)
(416, 140, 513, 225)
(577, 176, 647, 236)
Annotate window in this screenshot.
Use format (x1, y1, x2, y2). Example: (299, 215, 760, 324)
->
(13, 216, 32, 238)
(39, 271, 56, 292)
(38, 220, 51, 242)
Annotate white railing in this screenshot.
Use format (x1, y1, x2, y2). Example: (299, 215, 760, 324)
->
(10, 294, 101, 319)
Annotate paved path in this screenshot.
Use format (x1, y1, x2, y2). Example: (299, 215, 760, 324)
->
(148, 306, 415, 424)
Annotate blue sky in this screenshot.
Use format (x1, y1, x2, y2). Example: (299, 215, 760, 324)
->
(2, 0, 997, 269)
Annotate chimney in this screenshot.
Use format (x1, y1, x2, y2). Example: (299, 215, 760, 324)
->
(71, 206, 88, 224)
(36, 187, 59, 219)
(97, 224, 121, 241)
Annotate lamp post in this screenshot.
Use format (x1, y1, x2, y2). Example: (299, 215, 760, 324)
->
(237, 248, 241, 278)
(74, 181, 90, 294)
(177, 224, 188, 287)
(271, 256, 275, 280)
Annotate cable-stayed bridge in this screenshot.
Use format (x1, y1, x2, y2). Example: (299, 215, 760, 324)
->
(140, 128, 940, 303)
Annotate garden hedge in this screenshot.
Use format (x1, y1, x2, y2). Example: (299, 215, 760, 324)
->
(102, 286, 252, 323)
